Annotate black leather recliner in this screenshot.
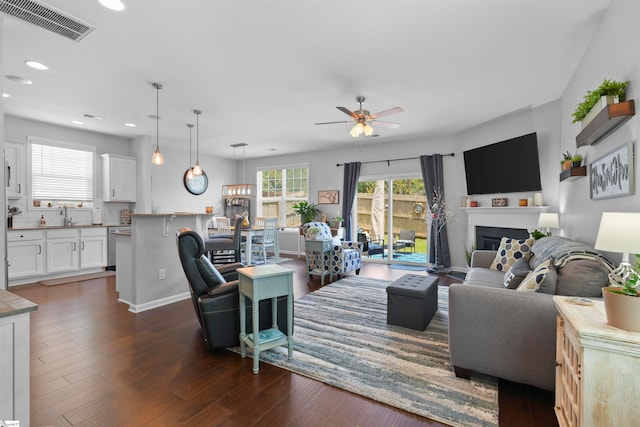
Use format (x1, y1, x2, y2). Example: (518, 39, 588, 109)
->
(176, 228, 290, 350)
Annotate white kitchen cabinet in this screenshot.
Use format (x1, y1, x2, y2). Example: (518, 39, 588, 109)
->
(46, 229, 80, 273)
(46, 227, 108, 273)
(5, 141, 26, 199)
(102, 153, 136, 202)
(7, 230, 44, 279)
(80, 227, 107, 268)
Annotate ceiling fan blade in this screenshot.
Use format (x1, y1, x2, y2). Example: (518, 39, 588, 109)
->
(370, 120, 400, 128)
(370, 107, 403, 119)
(315, 120, 350, 125)
(336, 106, 359, 119)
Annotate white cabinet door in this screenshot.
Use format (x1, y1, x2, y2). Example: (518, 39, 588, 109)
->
(8, 230, 44, 279)
(5, 141, 25, 199)
(102, 154, 136, 202)
(81, 235, 107, 268)
(8, 240, 44, 279)
(47, 237, 80, 273)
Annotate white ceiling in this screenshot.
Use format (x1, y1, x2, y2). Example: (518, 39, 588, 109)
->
(2, 0, 611, 159)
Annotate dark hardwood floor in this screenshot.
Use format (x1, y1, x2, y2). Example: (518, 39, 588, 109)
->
(10, 258, 557, 426)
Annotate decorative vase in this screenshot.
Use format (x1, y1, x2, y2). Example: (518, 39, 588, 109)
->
(602, 287, 640, 332)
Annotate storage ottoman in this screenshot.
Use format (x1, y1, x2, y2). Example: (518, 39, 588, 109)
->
(386, 274, 438, 330)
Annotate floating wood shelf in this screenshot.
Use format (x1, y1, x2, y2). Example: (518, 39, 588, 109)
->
(560, 166, 587, 182)
(576, 100, 635, 147)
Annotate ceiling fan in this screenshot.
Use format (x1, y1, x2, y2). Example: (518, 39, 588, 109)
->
(315, 96, 403, 137)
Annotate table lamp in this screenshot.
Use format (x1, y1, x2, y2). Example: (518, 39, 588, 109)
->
(537, 212, 559, 234)
(594, 212, 640, 286)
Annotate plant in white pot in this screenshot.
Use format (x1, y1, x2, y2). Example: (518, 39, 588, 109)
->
(572, 78, 629, 128)
(594, 212, 640, 332)
(305, 226, 321, 240)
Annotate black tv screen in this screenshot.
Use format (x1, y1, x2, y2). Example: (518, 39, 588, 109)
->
(463, 132, 542, 195)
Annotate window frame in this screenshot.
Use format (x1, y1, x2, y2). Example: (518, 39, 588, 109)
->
(27, 136, 97, 211)
(256, 163, 309, 228)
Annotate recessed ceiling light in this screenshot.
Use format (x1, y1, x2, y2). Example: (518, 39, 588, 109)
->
(125, 123, 136, 127)
(72, 120, 84, 125)
(25, 60, 48, 70)
(2, 93, 10, 98)
(5, 75, 32, 85)
(98, 0, 125, 11)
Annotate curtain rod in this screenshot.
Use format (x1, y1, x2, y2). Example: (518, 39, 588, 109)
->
(336, 153, 455, 167)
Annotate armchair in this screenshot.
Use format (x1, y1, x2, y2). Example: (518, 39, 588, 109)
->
(176, 228, 289, 350)
(302, 222, 363, 278)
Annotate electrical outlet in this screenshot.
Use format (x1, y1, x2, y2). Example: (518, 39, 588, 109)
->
(158, 268, 166, 280)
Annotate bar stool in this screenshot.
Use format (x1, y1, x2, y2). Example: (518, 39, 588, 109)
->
(205, 217, 243, 264)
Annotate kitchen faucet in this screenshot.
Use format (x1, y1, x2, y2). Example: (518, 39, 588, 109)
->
(62, 206, 76, 227)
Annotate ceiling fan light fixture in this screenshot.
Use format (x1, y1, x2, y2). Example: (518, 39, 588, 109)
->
(363, 123, 374, 136)
(350, 122, 364, 138)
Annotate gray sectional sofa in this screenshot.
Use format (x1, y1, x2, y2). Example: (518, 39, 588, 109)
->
(448, 236, 613, 390)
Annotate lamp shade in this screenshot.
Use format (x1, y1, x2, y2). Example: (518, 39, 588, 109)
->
(594, 212, 640, 254)
(537, 213, 559, 229)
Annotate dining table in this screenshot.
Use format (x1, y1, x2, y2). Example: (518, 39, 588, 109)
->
(208, 226, 281, 266)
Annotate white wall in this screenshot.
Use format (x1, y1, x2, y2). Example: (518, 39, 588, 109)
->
(558, 0, 640, 260)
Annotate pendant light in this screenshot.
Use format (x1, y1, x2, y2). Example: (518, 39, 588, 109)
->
(222, 142, 256, 197)
(192, 109, 203, 176)
(186, 123, 194, 180)
(151, 82, 164, 165)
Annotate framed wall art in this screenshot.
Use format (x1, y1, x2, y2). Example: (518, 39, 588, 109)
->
(590, 142, 634, 200)
(318, 190, 339, 204)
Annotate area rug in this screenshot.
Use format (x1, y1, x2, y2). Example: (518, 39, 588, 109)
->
(241, 276, 498, 426)
(38, 271, 115, 286)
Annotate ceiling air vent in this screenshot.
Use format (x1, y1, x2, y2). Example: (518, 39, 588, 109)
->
(0, 0, 95, 42)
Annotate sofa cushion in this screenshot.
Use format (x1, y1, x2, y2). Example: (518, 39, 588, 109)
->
(503, 257, 531, 289)
(195, 256, 226, 289)
(517, 258, 557, 294)
(465, 267, 505, 288)
(556, 258, 609, 297)
(489, 237, 534, 272)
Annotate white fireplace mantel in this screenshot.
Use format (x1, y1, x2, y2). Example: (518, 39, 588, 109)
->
(462, 206, 550, 247)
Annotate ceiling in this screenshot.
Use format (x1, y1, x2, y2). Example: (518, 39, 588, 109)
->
(2, 0, 611, 159)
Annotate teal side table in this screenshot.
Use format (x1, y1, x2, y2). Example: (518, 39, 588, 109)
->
(238, 264, 294, 374)
(305, 238, 333, 285)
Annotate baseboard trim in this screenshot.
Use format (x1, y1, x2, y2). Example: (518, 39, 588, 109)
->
(126, 291, 191, 313)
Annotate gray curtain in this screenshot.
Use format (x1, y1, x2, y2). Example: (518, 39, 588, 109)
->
(341, 162, 361, 238)
(420, 154, 451, 267)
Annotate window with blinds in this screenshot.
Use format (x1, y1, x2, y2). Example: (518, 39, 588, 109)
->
(31, 140, 95, 207)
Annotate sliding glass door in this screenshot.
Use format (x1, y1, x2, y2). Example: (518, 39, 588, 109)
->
(356, 177, 427, 265)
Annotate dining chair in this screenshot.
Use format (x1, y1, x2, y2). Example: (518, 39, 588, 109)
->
(250, 217, 278, 264)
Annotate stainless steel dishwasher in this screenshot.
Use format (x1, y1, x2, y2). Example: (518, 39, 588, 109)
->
(107, 225, 131, 270)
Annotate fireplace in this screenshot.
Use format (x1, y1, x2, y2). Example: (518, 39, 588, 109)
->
(462, 206, 548, 250)
(475, 226, 530, 250)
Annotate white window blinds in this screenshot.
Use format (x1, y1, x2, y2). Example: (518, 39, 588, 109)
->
(31, 142, 94, 202)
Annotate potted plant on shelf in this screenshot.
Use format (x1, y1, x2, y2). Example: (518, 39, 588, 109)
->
(602, 254, 640, 332)
(571, 153, 583, 168)
(330, 216, 343, 228)
(572, 78, 630, 127)
(561, 151, 573, 171)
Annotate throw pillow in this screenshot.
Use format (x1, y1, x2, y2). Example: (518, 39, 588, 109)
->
(490, 237, 534, 272)
(503, 256, 531, 289)
(517, 258, 557, 294)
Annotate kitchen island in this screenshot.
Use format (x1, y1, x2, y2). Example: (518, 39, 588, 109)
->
(116, 213, 210, 313)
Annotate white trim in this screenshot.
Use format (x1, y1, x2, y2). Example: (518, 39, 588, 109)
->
(126, 291, 191, 313)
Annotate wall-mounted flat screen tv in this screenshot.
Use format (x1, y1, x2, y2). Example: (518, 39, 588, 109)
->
(463, 132, 542, 195)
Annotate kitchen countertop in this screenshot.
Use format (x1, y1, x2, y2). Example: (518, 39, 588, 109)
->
(8, 224, 125, 231)
(0, 289, 38, 318)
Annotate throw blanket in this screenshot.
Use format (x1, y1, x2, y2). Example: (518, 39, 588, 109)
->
(531, 236, 614, 270)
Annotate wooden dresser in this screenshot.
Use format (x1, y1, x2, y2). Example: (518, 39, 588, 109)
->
(554, 296, 640, 427)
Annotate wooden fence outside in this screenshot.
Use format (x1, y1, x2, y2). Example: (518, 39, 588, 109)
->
(356, 194, 428, 239)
